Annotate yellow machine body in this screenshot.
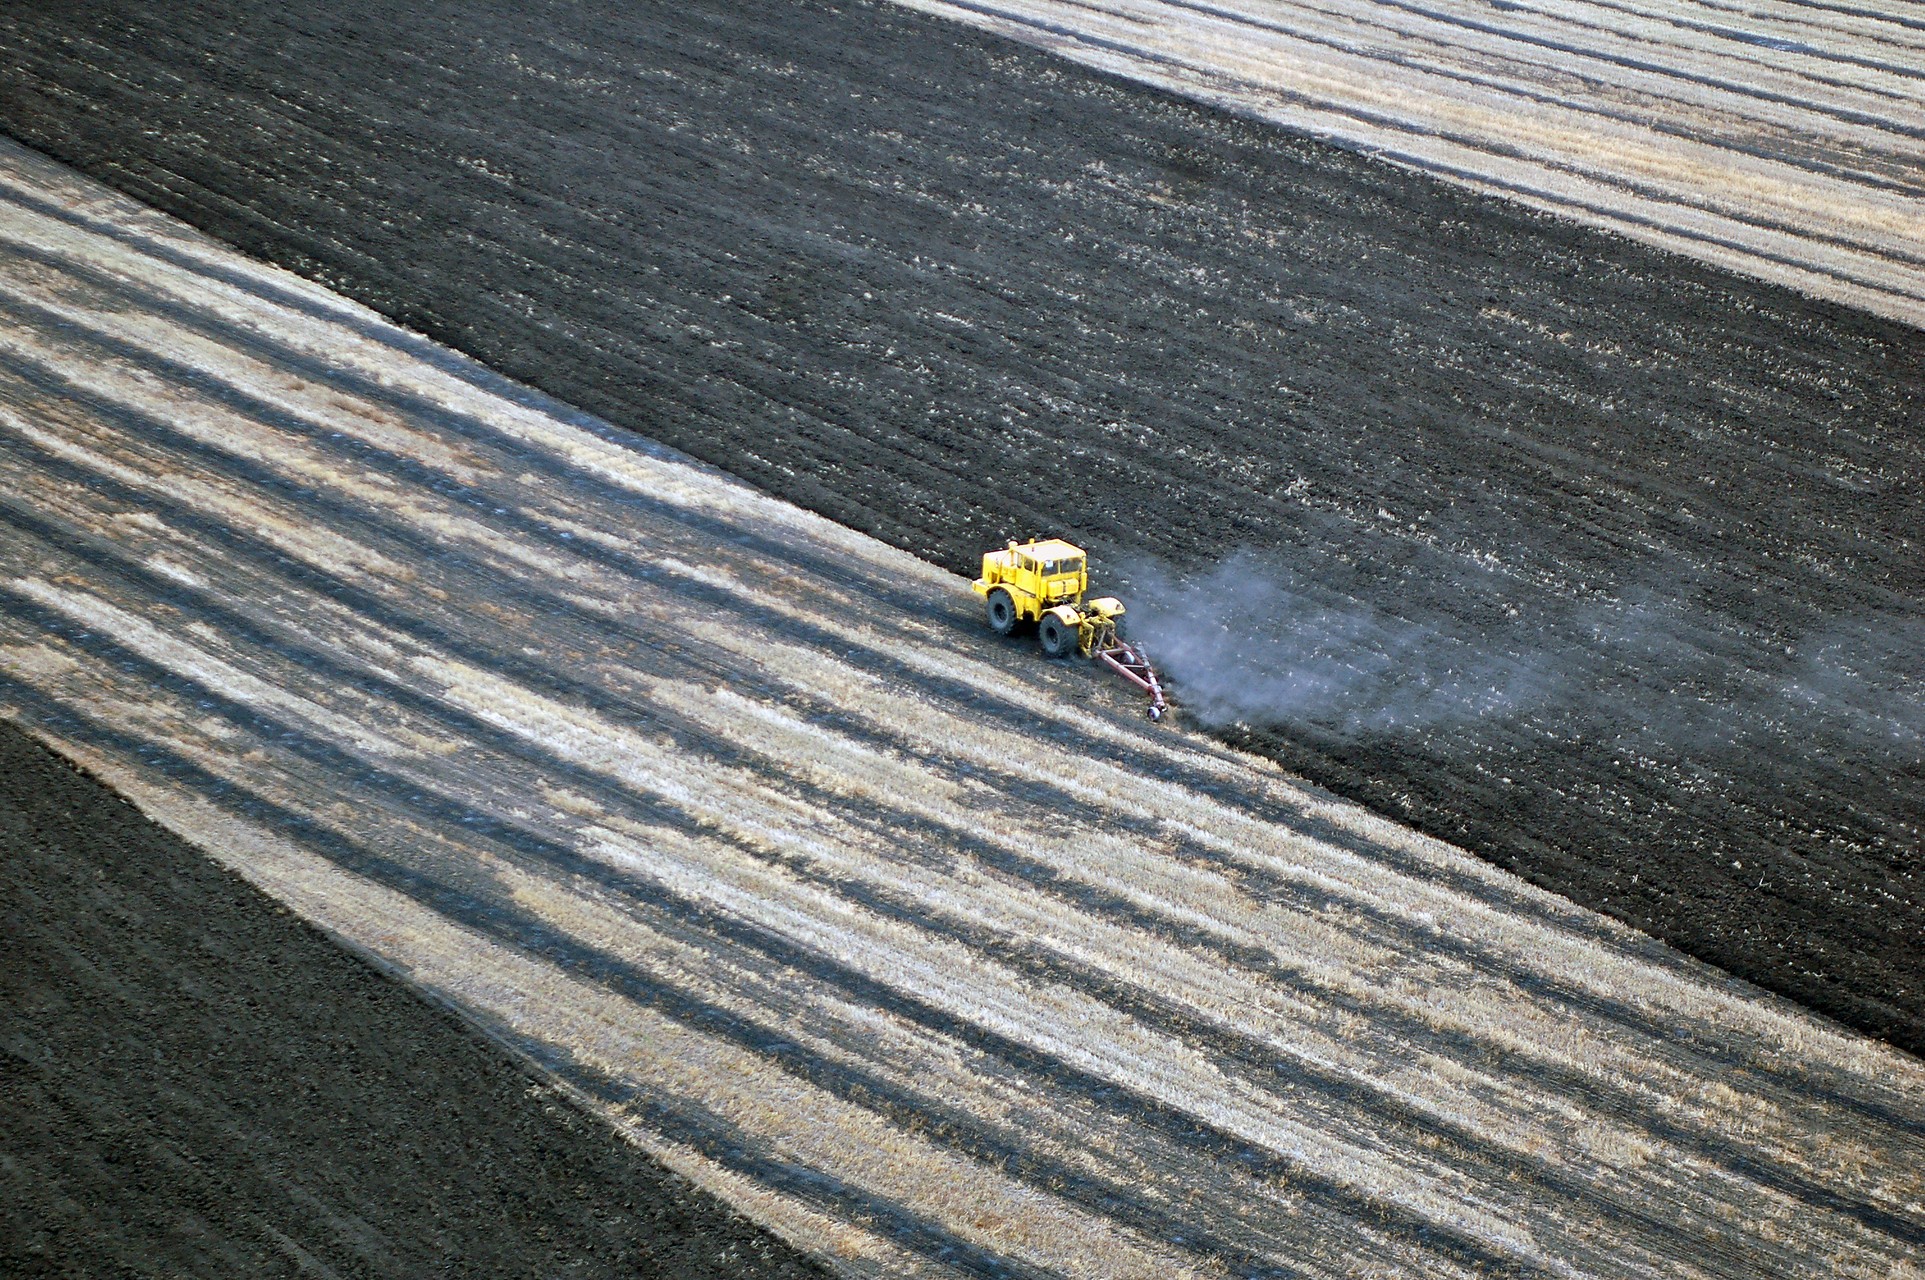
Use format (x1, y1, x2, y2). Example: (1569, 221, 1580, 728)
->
(973, 538, 1125, 657)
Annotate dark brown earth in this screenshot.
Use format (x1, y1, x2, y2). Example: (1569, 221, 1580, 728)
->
(0, 720, 829, 1279)
(0, 0, 1919, 1263)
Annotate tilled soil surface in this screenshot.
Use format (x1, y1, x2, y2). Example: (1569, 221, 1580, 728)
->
(0, 719, 827, 1279)
(895, 0, 1925, 325)
(0, 0, 1918, 1069)
(2, 159, 1917, 1277)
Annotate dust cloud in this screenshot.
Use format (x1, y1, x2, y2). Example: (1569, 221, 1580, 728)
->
(1120, 551, 1925, 768)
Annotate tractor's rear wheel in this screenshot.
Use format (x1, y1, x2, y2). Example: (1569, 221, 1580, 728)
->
(1039, 612, 1076, 658)
(986, 588, 1018, 636)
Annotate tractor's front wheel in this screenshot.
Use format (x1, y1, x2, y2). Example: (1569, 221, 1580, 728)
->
(1039, 611, 1076, 658)
(986, 588, 1018, 636)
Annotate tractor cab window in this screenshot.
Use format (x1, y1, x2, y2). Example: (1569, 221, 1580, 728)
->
(1043, 557, 1084, 577)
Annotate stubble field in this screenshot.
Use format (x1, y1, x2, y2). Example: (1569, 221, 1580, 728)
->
(0, 0, 1922, 1274)
(1, 0, 1916, 1050)
(895, 0, 1925, 324)
(0, 141, 1919, 1277)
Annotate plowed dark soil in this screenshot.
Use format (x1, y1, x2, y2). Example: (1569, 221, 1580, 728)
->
(0, 720, 827, 1279)
(0, 0, 1916, 1095)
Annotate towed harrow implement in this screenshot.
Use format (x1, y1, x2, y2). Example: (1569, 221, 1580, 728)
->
(1096, 638, 1168, 722)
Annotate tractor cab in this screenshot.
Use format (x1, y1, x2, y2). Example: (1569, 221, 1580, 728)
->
(1022, 539, 1088, 607)
(975, 538, 1088, 622)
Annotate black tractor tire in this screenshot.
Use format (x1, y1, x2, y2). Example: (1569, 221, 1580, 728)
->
(1039, 612, 1076, 658)
(986, 588, 1018, 636)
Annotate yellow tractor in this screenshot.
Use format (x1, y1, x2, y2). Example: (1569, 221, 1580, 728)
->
(973, 538, 1168, 719)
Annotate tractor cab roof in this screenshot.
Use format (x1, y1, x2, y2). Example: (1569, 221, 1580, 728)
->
(1009, 538, 1085, 561)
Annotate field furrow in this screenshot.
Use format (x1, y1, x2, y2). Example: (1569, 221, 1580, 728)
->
(891, 0, 1925, 322)
(0, 139, 1918, 1280)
